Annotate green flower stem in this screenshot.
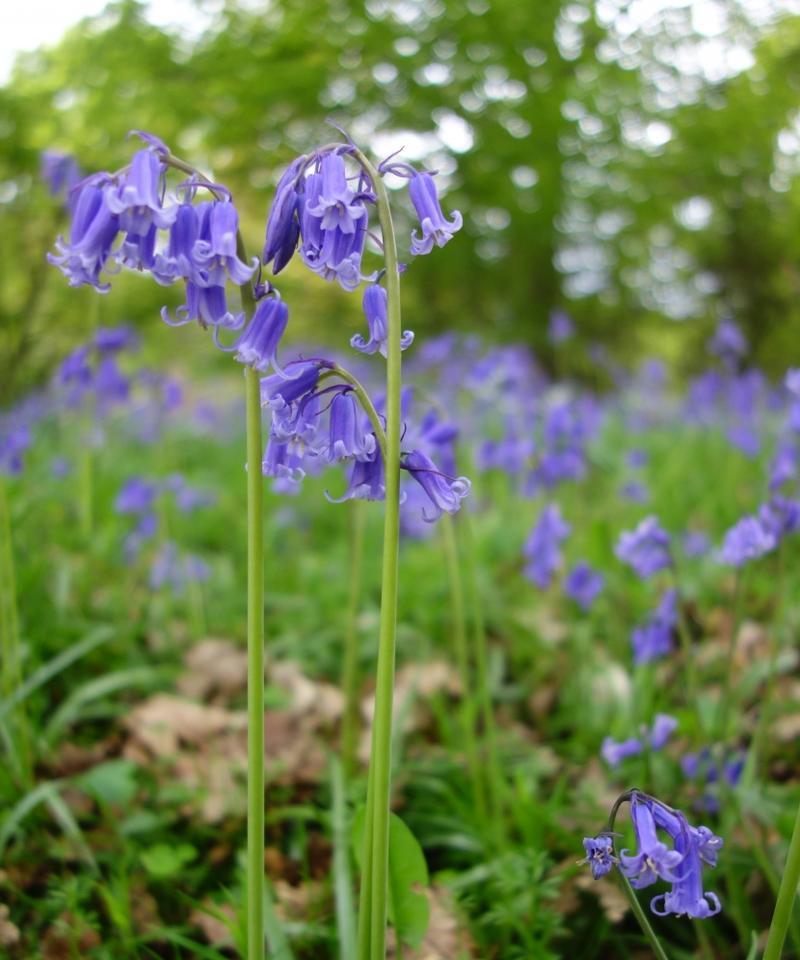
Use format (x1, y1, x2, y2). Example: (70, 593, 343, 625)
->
(242, 303, 265, 960)
(440, 515, 486, 819)
(351, 146, 403, 960)
(616, 871, 671, 960)
(764, 798, 800, 960)
(341, 500, 367, 777)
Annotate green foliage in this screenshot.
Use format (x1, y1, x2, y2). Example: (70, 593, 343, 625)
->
(1, 0, 800, 398)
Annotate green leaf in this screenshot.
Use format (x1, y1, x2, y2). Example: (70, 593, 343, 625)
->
(140, 842, 197, 879)
(77, 759, 139, 808)
(352, 808, 430, 948)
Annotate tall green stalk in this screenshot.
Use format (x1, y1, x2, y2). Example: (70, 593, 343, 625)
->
(764, 799, 800, 960)
(245, 363, 265, 960)
(352, 147, 403, 960)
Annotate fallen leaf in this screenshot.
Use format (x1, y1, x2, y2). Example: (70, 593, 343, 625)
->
(178, 638, 248, 701)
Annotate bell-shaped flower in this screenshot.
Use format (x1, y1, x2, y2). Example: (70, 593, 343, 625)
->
(401, 449, 470, 522)
(620, 794, 684, 889)
(233, 296, 289, 373)
(408, 172, 462, 256)
(48, 175, 120, 291)
(263, 155, 306, 273)
(104, 148, 177, 234)
(192, 200, 257, 286)
(306, 153, 367, 234)
(351, 285, 414, 358)
(326, 391, 376, 462)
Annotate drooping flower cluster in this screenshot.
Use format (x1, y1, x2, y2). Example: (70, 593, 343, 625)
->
(582, 790, 723, 919)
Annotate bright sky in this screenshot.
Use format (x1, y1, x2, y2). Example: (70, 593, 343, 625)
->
(0, 0, 215, 83)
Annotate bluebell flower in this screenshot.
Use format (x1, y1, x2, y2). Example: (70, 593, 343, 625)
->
(326, 391, 377, 462)
(620, 793, 684, 888)
(649, 713, 678, 749)
(708, 318, 746, 362)
(579, 836, 616, 879)
(631, 588, 678, 665)
(0, 424, 32, 476)
(408, 171, 462, 255)
(758, 497, 800, 542)
(48, 174, 120, 291)
(626, 449, 648, 469)
(233, 296, 289, 373)
(620, 480, 650, 504)
(41, 150, 82, 200)
(191, 200, 257, 286)
(152, 201, 202, 285)
(94, 356, 130, 412)
(300, 165, 369, 291)
(582, 791, 723, 920)
(306, 152, 367, 234)
(616, 516, 672, 579)
(327, 449, 387, 504)
(726, 422, 760, 459)
(401, 449, 470, 521)
(547, 309, 574, 345)
(601, 736, 643, 767)
(261, 435, 307, 488)
(769, 443, 797, 491)
(115, 477, 158, 515)
(94, 325, 139, 354)
(104, 148, 177, 235)
(564, 561, 604, 611)
(351, 284, 414, 358)
(149, 541, 209, 591)
(523, 504, 571, 588)
(263, 155, 306, 274)
(717, 515, 776, 567)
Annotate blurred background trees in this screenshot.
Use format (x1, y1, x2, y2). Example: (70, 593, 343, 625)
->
(2, 0, 800, 400)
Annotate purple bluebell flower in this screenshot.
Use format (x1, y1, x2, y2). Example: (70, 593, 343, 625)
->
(191, 200, 257, 286)
(579, 836, 616, 879)
(163, 280, 244, 330)
(306, 153, 367, 234)
(649, 713, 678, 749)
(717, 515, 776, 566)
(770, 443, 797, 492)
(233, 296, 289, 373)
(115, 477, 158, 515)
(564, 562, 604, 611)
(48, 174, 120, 291)
(299, 164, 369, 291)
(104, 148, 177, 234)
(351, 284, 414, 358)
(401, 449, 470, 521)
(408, 171, 462, 256)
(41, 151, 82, 199)
(631, 588, 678, 665)
(547, 309, 574, 345)
(726, 422, 760, 459)
(626, 449, 648, 469)
(327, 447, 387, 503)
(523, 504, 571, 588)
(152, 201, 202, 285)
(759, 497, 800, 541)
(93, 356, 130, 412)
(582, 791, 723, 920)
(786, 369, 800, 398)
(708, 318, 746, 362)
(650, 825, 721, 918)
(0, 424, 32, 476)
(94, 325, 139, 354)
(262, 435, 307, 487)
(327, 391, 377, 462)
(620, 793, 684, 888)
(263, 156, 306, 274)
(601, 737, 643, 767)
(616, 516, 671, 579)
(149, 541, 209, 591)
